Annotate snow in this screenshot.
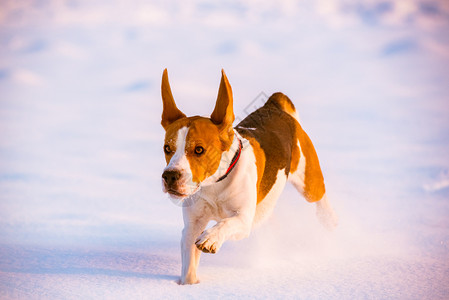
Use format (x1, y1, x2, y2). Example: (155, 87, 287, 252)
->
(1, 0, 449, 298)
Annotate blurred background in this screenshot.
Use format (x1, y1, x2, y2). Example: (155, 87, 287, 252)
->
(0, 0, 448, 298)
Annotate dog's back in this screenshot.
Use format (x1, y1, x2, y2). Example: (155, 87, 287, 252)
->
(236, 92, 326, 206)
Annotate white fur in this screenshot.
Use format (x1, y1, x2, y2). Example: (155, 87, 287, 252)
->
(253, 169, 287, 225)
(315, 194, 338, 230)
(165, 127, 189, 171)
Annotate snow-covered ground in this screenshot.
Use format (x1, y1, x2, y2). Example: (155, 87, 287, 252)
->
(1, 0, 448, 298)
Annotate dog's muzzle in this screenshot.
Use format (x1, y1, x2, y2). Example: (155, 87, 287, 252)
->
(162, 169, 199, 199)
(162, 169, 185, 196)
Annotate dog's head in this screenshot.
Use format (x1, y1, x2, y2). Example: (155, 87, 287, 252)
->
(160, 69, 235, 199)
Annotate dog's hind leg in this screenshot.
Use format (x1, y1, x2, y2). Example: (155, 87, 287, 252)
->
(288, 167, 338, 230)
(314, 194, 338, 230)
(288, 129, 338, 230)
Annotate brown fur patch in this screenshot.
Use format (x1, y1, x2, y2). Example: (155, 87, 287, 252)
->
(290, 140, 300, 174)
(161, 69, 186, 129)
(211, 70, 234, 128)
(186, 118, 233, 183)
(237, 92, 325, 204)
(164, 116, 233, 184)
(236, 93, 297, 203)
(295, 124, 326, 202)
(270, 92, 296, 116)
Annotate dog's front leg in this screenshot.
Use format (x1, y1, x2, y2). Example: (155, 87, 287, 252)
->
(195, 211, 253, 254)
(180, 209, 209, 285)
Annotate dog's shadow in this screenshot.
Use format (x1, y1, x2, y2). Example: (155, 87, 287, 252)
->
(0, 244, 179, 282)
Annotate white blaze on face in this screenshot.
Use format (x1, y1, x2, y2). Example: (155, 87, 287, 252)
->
(164, 126, 198, 196)
(166, 126, 189, 171)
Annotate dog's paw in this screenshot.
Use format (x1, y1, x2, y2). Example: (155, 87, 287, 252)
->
(316, 205, 338, 231)
(195, 228, 223, 254)
(178, 276, 200, 285)
(315, 196, 338, 231)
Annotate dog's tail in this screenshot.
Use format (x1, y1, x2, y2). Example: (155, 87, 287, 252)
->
(266, 92, 301, 122)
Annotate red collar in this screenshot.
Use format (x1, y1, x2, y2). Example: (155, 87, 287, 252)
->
(216, 138, 243, 183)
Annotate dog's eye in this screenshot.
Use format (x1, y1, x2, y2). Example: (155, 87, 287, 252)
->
(164, 145, 171, 154)
(194, 146, 204, 155)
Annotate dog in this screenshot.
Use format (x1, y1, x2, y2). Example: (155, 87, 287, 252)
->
(160, 69, 338, 285)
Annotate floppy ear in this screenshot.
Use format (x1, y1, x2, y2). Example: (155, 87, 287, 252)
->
(161, 69, 186, 129)
(210, 69, 234, 129)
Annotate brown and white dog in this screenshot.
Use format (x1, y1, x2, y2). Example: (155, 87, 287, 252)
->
(160, 69, 338, 285)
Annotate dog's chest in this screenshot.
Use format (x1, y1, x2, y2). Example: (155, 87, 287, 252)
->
(193, 188, 238, 220)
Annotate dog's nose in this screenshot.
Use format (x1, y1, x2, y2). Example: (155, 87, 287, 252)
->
(162, 170, 181, 186)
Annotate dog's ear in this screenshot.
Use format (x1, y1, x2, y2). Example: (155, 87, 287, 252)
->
(210, 69, 234, 130)
(161, 69, 186, 129)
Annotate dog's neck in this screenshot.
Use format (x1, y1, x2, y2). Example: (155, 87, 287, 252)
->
(202, 131, 243, 186)
(216, 135, 242, 183)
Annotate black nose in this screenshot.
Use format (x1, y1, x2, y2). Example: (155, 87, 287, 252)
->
(162, 170, 181, 186)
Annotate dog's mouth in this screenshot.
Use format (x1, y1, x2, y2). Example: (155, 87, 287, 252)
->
(167, 188, 189, 198)
(165, 184, 200, 200)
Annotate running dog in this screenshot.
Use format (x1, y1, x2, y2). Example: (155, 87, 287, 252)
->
(160, 69, 338, 284)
